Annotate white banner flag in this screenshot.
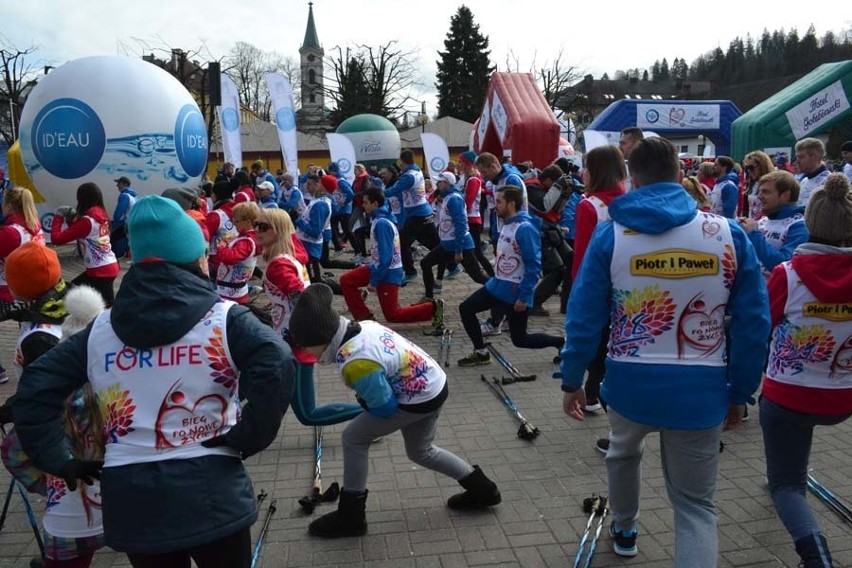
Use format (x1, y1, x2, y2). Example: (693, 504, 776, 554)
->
(491, 92, 509, 142)
(265, 72, 299, 176)
(785, 80, 850, 140)
(217, 74, 242, 167)
(326, 133, 356, 183)
(421, 133, 450, 180)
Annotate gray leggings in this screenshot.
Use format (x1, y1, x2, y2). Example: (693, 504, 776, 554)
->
(342, 407, 474, 491)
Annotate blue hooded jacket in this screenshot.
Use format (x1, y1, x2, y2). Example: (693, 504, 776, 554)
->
(438, 186, 474, 252)
(112, 187, 138, 232)
(560, 182, 770, 430)
(384, 164, 432, 218)
(296, 196, 332, 260)
(368, 206, 402, 287)
(713, 170, 739, 218)
(331, 174, 354, 216)
(278, 185, 305, 213)
(485, 211, 540, 306)
(559, 191, 585, 241)
(746, 203, 808, 274)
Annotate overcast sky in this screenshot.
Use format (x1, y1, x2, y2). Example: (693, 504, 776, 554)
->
(5, 1, 849, 116)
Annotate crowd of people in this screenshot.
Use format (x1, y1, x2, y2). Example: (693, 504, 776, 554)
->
(0, 131, 848, 567)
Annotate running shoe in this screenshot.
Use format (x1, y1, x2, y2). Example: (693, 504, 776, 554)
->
(458, 351, 491, 367)
(610, 522, 638, 557)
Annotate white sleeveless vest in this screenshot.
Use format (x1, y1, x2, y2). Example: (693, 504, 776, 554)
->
(388, 195, 402, 217)
(586, 195, 612, 224)
(609, 212, 736, 365)
(337, 321, 446, 405)
(82, 216, 117, 269)
(87, 301, 241, 467)
(494, 221, 527, 284)
(767, 262, 852, 385)
(756, 214, 804, 278)
(461, 176, 482, 220)
(0, 224, 45, 287)
(283, 187, 306, 216)
(264, 254, 310, 336)
(437, 193, 469, 243)
(296, 196, 331, 245)
(798, 170, 830, 207)
(707, 182, 726, 216)
(209, 210, 238, 258)
(402, 169, 428, 209)
(43, 472, 102, 538)
(13, 322, 62, 380)
(215, 235, 257, 300)
(370, 217, 403, 270)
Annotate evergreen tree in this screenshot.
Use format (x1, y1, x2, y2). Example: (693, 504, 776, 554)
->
(651, 60, 661, 81)
(435, 5, 495, 121)
(659, 58, 670, 80)
(642, 69, 649, 81)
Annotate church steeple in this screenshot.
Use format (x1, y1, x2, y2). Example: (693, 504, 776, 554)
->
(298, 2, 328, 132)
(302, 2, 321, 50)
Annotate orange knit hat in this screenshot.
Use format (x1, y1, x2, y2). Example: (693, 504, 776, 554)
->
(6, 242, 61, 299)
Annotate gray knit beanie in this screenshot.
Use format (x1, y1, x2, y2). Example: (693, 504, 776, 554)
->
(289, 283, 341, 347)
(805, 173, 852, 245)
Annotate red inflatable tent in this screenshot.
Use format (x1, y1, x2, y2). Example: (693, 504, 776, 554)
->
(472, 72, 560, 168)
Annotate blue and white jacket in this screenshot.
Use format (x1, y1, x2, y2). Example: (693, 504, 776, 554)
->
(488, 164, 530, 241)
(560, 182, 770, 430)
(484, 211, 540, 306)
(711, 171, 739, 218)
(296, 195, 332, 260)
(384, 164, 432, 218)
(331, 175, 354, 216)
(438, 186, 474, 253)
(278, 185, 305, 214)
(747, 203, 808, 275)
(112, 187, 138, 233)
(257, 171, 281, 200)
(559, 191, 585, 241)
(369, 206, 403, 287)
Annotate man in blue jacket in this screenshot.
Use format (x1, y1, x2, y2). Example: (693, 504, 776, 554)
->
(420, 172, 488, 301)
(328, 162, 355, 254)
(738, 170, 808, 278)
(111, 176, 137, 258)
(709, 156, 740, 218)
(457, 186, 563, 367)
(384, 150, 439, 283)
(339, 187, 442, 327)
(559, 137, 770, 566)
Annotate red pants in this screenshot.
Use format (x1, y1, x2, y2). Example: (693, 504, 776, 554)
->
(340, 265, 433, 323)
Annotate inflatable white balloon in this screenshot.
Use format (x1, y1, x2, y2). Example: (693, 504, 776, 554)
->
(18, 55, 207, 217)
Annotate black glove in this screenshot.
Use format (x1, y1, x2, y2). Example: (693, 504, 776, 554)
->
(59, 459, 103, 492)
(201, 435, 229, 449)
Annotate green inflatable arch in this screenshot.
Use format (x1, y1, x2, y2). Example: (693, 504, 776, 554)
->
(731, 60, 852, 160)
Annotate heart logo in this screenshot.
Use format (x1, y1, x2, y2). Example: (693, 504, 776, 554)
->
(677, 294, 726, 357)
(496, 254, 520, 277)
(156, 383, 228, 449)
(669, 108, 686, 124)
(702, 219, 721, 238)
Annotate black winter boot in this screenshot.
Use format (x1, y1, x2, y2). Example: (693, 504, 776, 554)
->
(308, 489, 368, 538)
(447, 465, 502, 510)
(795, 533, 833, 567)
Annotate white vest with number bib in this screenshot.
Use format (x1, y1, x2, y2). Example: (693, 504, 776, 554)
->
(437, 193, 468, 243)
(370, 217, 403, 270)
(756, 214, 804, 278)
(494, 221, 526, 284)
(586, 195, 612, 224)
(0, 224, 45, 288)
(13, 322, 62, 380)
(264, 254, 310, 336)
(82, 216, 116, 269)
(609, 212, 736, 365)
(402, 169, 428, 209)
(337, 321, 446, 405)
(215, 235, 257, 300)
(87, 301, 241, 467)
(209, 210, 238, 258)
(767, 262, 852, 386)
(283, 187, 306, 216)
(296, 196, 331, 245)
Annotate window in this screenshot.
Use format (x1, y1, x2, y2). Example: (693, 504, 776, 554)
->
(680, 145, 689, 153)
(309, 93, 316, 103)
(697, 144, 705, 156)
(308, 69, 316, 85)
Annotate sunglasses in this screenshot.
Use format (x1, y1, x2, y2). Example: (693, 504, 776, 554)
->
(253, 222, 272, 232)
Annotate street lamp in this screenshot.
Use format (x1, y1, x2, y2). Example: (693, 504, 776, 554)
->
(417, 101, 429, 170)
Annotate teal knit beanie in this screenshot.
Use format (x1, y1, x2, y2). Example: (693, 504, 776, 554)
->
(128, 195, 207, 264)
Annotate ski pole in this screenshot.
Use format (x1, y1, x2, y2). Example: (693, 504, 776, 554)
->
(573, 496, 604, 568)
(251, 499, 277, 568)
(807, 475, 852, 524)
(481, 375, 540, 440)
(808, 474, 852, 518)
(583, 498, 610, 568)
(444, 329, 452, 368)
(299, 426, 340, 514)
(487, 344, 536, 381)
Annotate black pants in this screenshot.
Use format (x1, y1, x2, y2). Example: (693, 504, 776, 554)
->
(584, 326, 610, 406)
(348, 208, 369, 257)
(400, 215, 439, 275)
(330, 213, 353, 251)
(469, 223, 494, 277)
(305, 242, 346, 295)
(126, 526, 251, 568)
(420, 246, 488, 298)
(320, 240, 356, 271)
(71, 271, 115, 307)
(459, 287, 564, 351)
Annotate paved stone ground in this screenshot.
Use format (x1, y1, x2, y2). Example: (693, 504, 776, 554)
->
(0, 245, 851, 567)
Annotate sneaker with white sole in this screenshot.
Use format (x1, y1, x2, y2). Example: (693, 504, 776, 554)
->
(431, 298, 444, 328)
(610, 522, 638, 557)
(500, 319, 510, 332)
(458, 351, 491, 367)
(595, 437, 610, 455)
(445, 265, 462, 280)
(480, 318, 502, 337)
(584, 402, 603, 414)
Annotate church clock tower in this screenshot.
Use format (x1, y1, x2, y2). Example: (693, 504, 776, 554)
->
(299, 2, 328, 132)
